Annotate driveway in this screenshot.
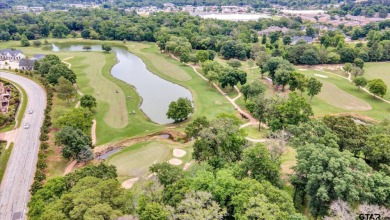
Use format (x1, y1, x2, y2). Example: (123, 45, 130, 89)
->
(0, 72, 46, 220)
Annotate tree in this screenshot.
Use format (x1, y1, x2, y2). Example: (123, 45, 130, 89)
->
(291, 144, 373, 218)
(140, 202, 168, 220)
(261, 34, 267, 44)
(192, 117, 248, 168)
(33, 40, 42, 47)
(364, 133, 390, 169)
(323, 115, 368, 154)
(149, 163, 184, 187)
(299, 49, 320, 65)
(267, 92, 313, 131)
(184, 116, 210, 139)
(102, 44, 112, 52)
(351, 66, 364, 78)
(354, 58, 365, 69)
(245, 95, 269, 130)
(238, 144, 282, 187)
(343, 63, 353, 73)
(166, 97, 194, 123)
(275, 67, 293, 91)
(262, 57, 293, 81)
(56, 77, 76, 104)
(306, 26, 316, 38)
(288, 72, 308, 95)
(286, 119, 339, 149)
(81, 29, 91, 38)
(227, 59, 242, 68)
(55, 126, 92, 160)
(80, 95, 97, 110)
(368, 79, 387, 97)
(240, 81, 266, 101)
(307, 77, 322, 101)
(171, 191, 226, 220)
(20, 35, 30, 47)
(353, 76, 368, 90)
(47, 63, 76, 84)
(283, 36, 292, 45)
(196, 50, 210, 63)
(218, 68, 247, 89)
(269, 32, 279, 44)
(55, 108, 94, 133)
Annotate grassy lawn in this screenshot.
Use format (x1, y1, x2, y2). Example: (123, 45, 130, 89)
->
(242, 124, 268, 139)
(0, 142, 13, 183)
(300, 69, 390, 121)
(364, 62, 390, 100)
(106, 140, 192, 181)
(280, 146, 297, 181)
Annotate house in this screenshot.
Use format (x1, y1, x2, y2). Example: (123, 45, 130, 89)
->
(19, 59, 35, 70)
(0, 82, 11, 114)
(0, 49, 26, 61)
(13, 5, 29, 12)
(292, 36, 314, 45)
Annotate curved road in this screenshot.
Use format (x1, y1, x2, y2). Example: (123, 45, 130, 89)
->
(0, 72, 46, 220)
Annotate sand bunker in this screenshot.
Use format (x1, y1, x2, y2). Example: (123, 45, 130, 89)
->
(168, 158, 183, 165)
(314, 74, 329, 78)
(122, 177, 139, 189)
(173, 149, 186, 158)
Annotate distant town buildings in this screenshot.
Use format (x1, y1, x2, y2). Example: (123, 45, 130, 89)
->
(258, 26, 290, 35)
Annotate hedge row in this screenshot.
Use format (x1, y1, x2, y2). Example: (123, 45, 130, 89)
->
(30, 77, 53, 195)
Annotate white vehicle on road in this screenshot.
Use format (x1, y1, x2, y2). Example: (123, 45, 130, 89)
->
(24, 123, 30, 129)
(28, 109, 33, 114)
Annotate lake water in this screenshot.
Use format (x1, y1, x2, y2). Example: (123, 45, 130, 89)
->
(51, 44, 193, 124)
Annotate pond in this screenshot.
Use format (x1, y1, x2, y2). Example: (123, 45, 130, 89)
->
(51, 44, 193, 124)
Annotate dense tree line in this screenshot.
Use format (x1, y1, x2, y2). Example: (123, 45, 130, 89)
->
(286, 116, 390, 218)
(329, 0, 390, 18)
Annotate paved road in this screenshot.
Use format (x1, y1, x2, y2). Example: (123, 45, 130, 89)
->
(0, 72, 46, 220)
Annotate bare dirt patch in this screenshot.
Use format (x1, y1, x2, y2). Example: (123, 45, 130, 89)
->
(121, 177, 139, 189)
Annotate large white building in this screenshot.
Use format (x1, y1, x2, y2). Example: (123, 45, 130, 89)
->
(0, 49, 26, 61)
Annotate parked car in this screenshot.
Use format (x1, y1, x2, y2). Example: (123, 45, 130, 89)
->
(24, 123, 30, 129)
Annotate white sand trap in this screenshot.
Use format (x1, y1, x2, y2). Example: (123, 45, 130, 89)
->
(168, 158, 183, 165)
(173, 149, 186, 158)
(314, 74, 328, 78)
(122, 177, 139, 189)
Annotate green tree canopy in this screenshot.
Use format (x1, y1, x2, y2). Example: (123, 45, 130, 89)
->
(166, 97, 194, 123)
(368, 79, 387, 97)
(80, 95, 97, 110)
(55, 108, 94, 133)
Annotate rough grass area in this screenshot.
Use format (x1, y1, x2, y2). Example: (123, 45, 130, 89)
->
(364, 62, 390, 100)
(242, 124, 268, 139)
(0, 142, 12, 183)
(280, 146, 297, 181)
(106, 140, 192, 179)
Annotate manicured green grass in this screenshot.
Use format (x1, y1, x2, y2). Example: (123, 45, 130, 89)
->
(106, 140, 191, 179)
(126, 42, 237, 121)
(301, 69, 390, 121)
(0, 142, 13, 183)
(364, 62, 390, 100)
